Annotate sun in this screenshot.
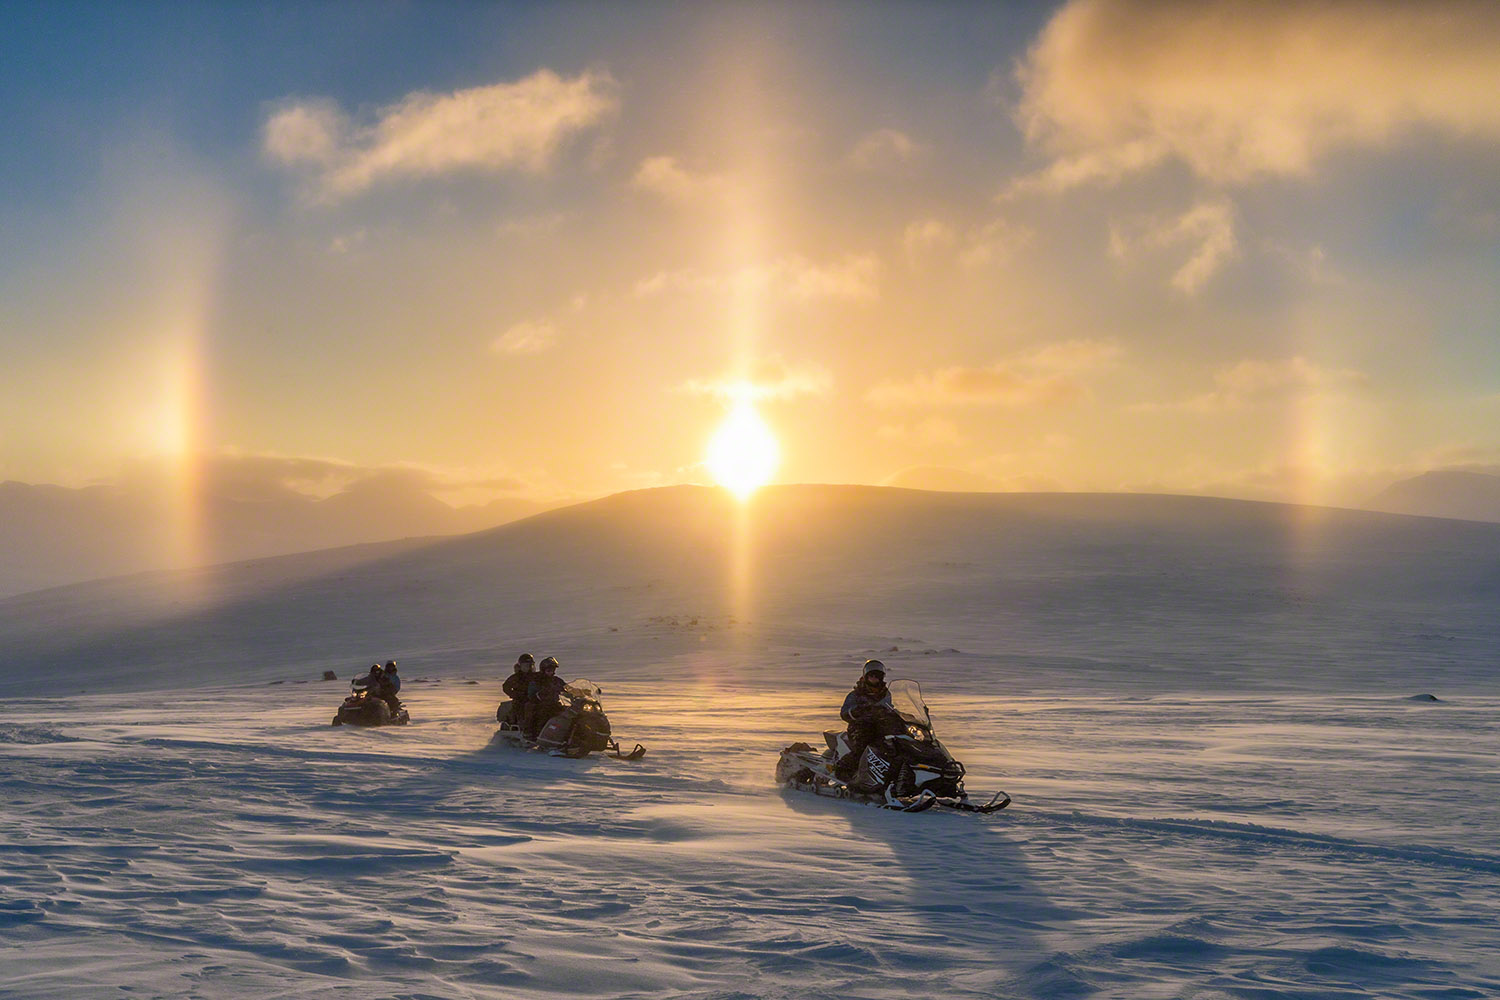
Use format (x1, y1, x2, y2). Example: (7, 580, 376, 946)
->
(705, 399, 780, 500)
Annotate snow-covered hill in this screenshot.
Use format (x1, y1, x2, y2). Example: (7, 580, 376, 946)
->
(0, 477, 558, 598)
(2, 485, 1497, 697)
(1365, 469, 1500, 523)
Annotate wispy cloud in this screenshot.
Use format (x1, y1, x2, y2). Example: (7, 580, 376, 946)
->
(868, 339, 1121, 408)
(1140, 356, 1367, 412)
(120, 450, 530, 502)
(680, 357, 832, 401)
(1009, 0, 1500, 193)
(630, 155, 734, 204)
(876, 417, 966, 450)
(1110, 199, 1237, 294)
(848, 128, 927, 171)
(959, 217, 1034, 271)
(902, 218, 957, 264)
(635, 254, 880, 303)
(902, 216, 1033, 270)
(491, 320, 557, 356)
(264, 69, 618, 201)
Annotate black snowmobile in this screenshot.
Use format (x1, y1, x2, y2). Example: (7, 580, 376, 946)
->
(331, 672, 410, 727)
(776, 679, 1008, 813)
(497, 679, 645, 760)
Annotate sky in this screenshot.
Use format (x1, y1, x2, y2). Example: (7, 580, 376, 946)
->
(2, 0, 1498, 509)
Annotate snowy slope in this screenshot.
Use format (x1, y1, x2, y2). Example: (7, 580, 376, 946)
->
(1, 485, 1497, 697)
(0, 478, 558, 598)
(3, 486, 1499, 999)
(1365, 469, 1500, 523)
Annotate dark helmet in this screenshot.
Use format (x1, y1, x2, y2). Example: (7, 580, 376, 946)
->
(370, 663, 384, 674)
(539, 656, 559, 674)
(861, 659, 886, 682)
(517, 652, 535, 671)
(384, 661, 398, 673)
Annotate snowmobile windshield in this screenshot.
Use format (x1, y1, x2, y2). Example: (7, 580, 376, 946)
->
(888, 680, 930, 726)
(563, 680, 602, 705)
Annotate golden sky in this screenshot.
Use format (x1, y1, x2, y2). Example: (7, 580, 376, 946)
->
(2, 0, 1498, 509)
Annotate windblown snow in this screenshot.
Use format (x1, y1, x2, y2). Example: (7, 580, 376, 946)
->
(2, 486, 1498, 999)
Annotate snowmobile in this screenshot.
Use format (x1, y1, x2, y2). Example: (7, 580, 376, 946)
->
(776, 679, 1008, 813)
(331, 673, 410, 727)
(496, 679, 645, 760)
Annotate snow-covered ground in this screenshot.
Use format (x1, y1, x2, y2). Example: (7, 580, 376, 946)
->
(3, 487, 1499, 997)
(2, 668, 1500, 995)
(4, 666, 1498, 999)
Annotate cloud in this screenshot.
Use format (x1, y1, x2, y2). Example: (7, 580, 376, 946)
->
(959, 217, 1034, 270)
(630, 155, 733, 203)
(1144, 356, 1367, 412)
(635, 254, 880, 303)
(868, 339, 1121, 408)
(1011, 0, 1500, 191)
(1110, 199, 1237, 293)
(264, 69, 618, 200)
(848, 128, 927, 171)
(680, 357, 832, 401)
(902, 218, 957, 263)
(876, 417, 966, 450)
(491, 320, 556, 355)
(497, 211, 573, 237)
(120, 451, 529, 502)
(903, 216, 1033, 270)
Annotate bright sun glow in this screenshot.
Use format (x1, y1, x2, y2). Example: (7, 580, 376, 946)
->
(706, 400, 780, 500)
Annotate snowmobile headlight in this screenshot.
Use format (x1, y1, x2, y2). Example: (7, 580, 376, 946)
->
(906, 725, 927, 741)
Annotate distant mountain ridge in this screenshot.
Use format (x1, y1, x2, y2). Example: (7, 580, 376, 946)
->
(2, 484, 1497, 697)
(1365, 470, 1500, 523)
(0, 478, 560, 598)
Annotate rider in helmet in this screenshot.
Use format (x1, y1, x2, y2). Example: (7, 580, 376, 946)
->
(379, 660, 402, 714)
(361, 662, 385, 695)
(834, 660, 892, 780)
(501, 653, 536, 726)
(524, 656, 567, 739)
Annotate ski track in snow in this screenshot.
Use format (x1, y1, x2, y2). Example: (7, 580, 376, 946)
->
(3, 675, 1499, 1000)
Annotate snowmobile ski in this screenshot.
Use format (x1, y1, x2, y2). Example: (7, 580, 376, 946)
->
(936, 790, 1011, 813)
(886, 787, 939, 812)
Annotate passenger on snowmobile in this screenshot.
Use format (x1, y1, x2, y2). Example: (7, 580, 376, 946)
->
(499, 653, 535, 726)
(835, 660, 893, 780)
(524, 656, 566, 738)
(380, 661, 403, 714)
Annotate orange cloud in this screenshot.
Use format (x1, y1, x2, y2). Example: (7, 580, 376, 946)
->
(1110, 199, 1237, 293)
(868, 339, 1121, 407)
(1011, 0, 1500, 191)
(491, 320, 557, 356)
(681, 357, 831, 401)
(1143, 356, 1367, 412)
(634, 254, 879, 302)
(876, 418, 966, 450)
(848, 128, 927, 171)
(630, 155, 734, 203)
